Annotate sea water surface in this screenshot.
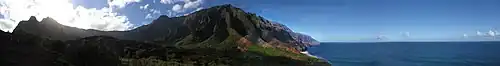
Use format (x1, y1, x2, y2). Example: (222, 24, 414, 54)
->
(308, 42, 500, 66)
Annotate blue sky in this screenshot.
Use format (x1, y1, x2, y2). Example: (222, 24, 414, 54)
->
(0, 0, 499, 42)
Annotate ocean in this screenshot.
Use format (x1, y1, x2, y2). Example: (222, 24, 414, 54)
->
(308, 42, 500, 66)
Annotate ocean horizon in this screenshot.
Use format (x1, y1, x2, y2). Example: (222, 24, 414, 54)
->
(309, 41, 500, 66)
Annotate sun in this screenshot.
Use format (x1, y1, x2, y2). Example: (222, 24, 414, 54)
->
(0, 0, 133, 32)
(31, 0, 78, 26)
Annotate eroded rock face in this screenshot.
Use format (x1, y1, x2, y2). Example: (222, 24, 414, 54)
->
(180, 5, 320, 52)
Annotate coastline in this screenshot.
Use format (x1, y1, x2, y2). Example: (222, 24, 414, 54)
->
(301, 51, 333, 65)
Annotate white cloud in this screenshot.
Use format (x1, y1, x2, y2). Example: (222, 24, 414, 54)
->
(145, 14, 153, 19)
(149, 9, 161, 14)
(477, 31, 484, 36)
(172, 4, 184, 12)
(477, 29, 499, 37)
(488, 30, 496, 37)
(165, 10, 176, 17)
(160, 0, 183, 4)
(139, 4, 149, 10)
(496, 30, 499, 35)
(376, 34, 387, 40)
(0, 19, 15, 32)
(463, 34, 468, 38)
(160, 0, 173, 4)
(72, 6, 133, 31)
(168, 0, 204, 16)
(183, 0, 203, 9)
(401, 32, 410, 38)
(472, 29, 500, 40)
(195, 7, 203, 11)
(0, 0, 134, 32)
(107, 0, 141, 9)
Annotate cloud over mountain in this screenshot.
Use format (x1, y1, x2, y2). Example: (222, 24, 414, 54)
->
(0, 0, 135, 32)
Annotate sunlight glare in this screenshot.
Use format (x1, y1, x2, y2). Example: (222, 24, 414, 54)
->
(0, 0, 133, 32)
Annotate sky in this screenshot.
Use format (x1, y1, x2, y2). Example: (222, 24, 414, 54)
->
(0, 0, 499, 42)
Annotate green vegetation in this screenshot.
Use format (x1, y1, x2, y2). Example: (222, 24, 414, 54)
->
(121, 57, 195, 66)
(118, 29, 328, 66)
(247, 45, 324, 62)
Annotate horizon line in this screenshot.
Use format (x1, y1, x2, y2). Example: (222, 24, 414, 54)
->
(319, 40, 500, 43)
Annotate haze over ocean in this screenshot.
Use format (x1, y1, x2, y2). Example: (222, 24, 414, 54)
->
(309, 42, 500, 66)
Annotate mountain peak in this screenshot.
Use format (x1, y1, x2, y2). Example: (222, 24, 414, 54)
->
(28, 16, 37, 22)
(188, 4, 243, 15)
(40, 17, 60, 25)
(41, 17, 56, 22)
(216, 4, 243, 11)
(159, 15, 169, 18)
(216, 4, 237, 9)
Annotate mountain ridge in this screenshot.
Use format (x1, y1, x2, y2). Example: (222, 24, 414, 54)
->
(12, 4, 319, 53)
(2, 4, 330, 66)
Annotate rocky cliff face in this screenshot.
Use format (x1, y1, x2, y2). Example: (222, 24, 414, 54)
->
(12, 4, 319, 53)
